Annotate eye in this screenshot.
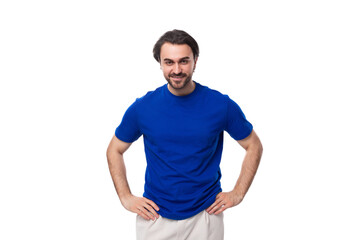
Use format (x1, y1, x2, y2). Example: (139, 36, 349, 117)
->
(180, 59, 189, 64)
(164, 61, 173, 66)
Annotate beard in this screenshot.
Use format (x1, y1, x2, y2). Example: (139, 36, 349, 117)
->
(165, 73, 193, 90)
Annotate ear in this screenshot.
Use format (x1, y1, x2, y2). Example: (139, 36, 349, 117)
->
(193, 57, 198, 70)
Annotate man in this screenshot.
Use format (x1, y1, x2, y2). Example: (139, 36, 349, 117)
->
(107, 29, 263, 240)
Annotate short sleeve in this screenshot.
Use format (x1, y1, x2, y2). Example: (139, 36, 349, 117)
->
(115, 100, 142, 143)
(224, 96, 253, 140)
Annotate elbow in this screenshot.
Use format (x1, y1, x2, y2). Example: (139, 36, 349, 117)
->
(255, 138, 263, 162)
(106, 145, 118, 163)
(258, 140, 263, 157)
(106, 144, 124, 163)
(106, 146, 113, 163)
(248, 138, 263, 162)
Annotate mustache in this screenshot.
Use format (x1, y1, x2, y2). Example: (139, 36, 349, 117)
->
(169, 73, 187, 78)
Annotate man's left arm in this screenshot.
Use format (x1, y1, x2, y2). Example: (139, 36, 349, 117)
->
(206, 130, 263, 215)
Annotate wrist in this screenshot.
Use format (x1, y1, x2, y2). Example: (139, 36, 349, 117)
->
(119, 192, 133, 203)
(231, 189, 244, 202)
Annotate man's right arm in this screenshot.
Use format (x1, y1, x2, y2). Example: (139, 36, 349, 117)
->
(106, 135, 159, 221)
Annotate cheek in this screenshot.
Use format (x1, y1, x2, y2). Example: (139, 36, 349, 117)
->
(160, 65, 167, 72)
(186, 64, 195, 73)
(162, 68, 171, 77)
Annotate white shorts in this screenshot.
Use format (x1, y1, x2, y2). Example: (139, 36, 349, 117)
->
(136, 210, 224, 240)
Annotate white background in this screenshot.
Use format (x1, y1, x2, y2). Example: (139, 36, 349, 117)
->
(1, 0, 359, 239)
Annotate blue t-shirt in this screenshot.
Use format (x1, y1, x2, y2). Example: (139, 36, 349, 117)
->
(115, 82, 253, 220)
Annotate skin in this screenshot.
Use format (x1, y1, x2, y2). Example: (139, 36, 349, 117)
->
(206, 130, 263, 215)
(107, 137, 159, 221)
(106, 43, 263, 221)
(160, 42, 197, 96)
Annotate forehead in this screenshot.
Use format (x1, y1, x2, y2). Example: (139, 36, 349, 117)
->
(160, 43, 193, 60)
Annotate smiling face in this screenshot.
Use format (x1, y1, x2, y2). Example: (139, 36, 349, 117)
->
(160, 43, 197, 96)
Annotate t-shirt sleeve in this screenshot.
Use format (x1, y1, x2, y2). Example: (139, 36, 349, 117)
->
(115, 100, 142, 143)
(224, 96, 253, 140)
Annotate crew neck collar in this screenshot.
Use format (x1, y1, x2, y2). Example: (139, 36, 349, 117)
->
(165, 81, 200, 99)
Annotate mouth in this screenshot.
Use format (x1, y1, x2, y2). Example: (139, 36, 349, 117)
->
(170, 74, 186, 81)
(171, 77, 184, 81)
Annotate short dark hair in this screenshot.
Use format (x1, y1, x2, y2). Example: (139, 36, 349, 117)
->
(153, 29, 199, 63)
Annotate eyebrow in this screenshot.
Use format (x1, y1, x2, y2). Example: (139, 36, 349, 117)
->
(163, 57, 190, 62)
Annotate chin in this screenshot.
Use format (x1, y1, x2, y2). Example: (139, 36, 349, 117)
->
(171, 80, 186, 89)
(167, 77, 191, 90)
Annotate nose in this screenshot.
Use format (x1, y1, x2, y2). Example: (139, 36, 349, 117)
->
(173, 63, 181, 74)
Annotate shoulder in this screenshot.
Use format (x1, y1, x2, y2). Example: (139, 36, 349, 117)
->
(134, 84, 166, 105)
(197, 82, 230, 104)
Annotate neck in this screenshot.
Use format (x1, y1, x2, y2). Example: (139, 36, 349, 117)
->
(168, 80, 196, 96)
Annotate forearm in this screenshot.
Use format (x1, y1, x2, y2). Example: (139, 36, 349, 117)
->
(206, 138, 263, 215)
(233, 143, 263, 200)
(107, 150, 132, 204)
